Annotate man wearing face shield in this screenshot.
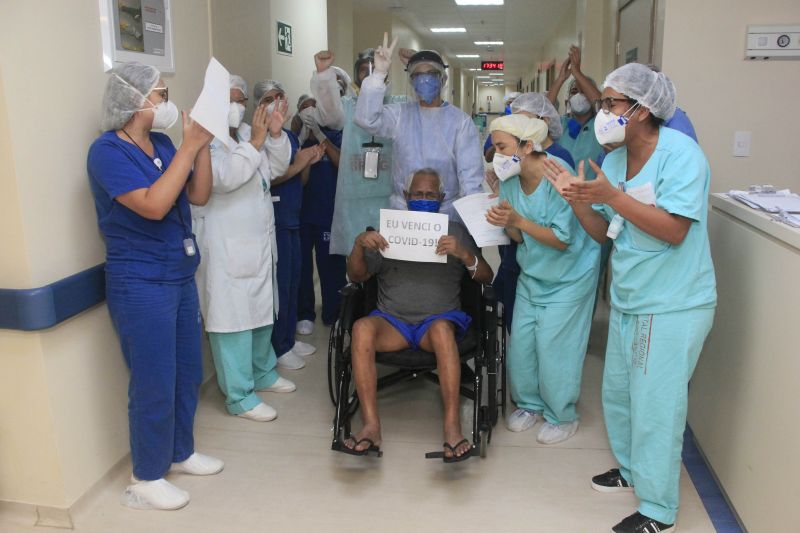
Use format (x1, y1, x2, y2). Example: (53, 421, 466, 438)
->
(547, 45, 603, 180)
(309, 48, 405, 257)
(354, 33, 484, 222)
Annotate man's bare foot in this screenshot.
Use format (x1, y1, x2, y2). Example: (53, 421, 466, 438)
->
(344, 423, 382, 453)
(443, 427, 472, 459)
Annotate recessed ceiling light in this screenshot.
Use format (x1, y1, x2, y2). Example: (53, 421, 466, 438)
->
(474, 41, 504, 46)
(456, 54, 480, 58)
(430, 27, 466, 33)
(456, 0, 504, 5)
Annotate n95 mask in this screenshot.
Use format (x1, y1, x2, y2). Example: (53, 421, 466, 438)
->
(228, 102, 245, 128)
(492, 152, 522, 182)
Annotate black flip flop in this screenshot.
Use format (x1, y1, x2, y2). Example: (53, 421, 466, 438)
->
(336, 435, 383, 457)
(425, 439, 475, 463)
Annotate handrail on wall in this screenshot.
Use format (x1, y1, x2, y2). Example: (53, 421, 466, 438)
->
(0, 264, 106, 331)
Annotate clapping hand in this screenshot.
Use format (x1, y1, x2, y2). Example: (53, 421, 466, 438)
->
(485, 200, 518, 228)
(267, 98, 290, 137)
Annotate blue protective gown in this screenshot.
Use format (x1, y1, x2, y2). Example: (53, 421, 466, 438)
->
(595, 127, 717, 524)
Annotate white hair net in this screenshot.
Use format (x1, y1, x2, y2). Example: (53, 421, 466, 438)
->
(603, 63, 676, 120)
(511, 92, 563, 140)
(101, 61, 160, 131)
(504, 92, 521, 105)
(253, 79, 286, 104)
(489, 114, 548, 152)
(229, 74, 248, 99)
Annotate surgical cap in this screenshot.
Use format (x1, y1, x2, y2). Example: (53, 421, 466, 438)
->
(297, 93, 314, 110)
(407, 50, 448, 78)
(489, 114, 548, 151)
(603, 63, 676, 120)
(253, 79, 286, 104)
(101, 61, 160, 131)
(229, 74, 248, 99)
(511, 92, 563, 140)
(504, 92, 521, 105)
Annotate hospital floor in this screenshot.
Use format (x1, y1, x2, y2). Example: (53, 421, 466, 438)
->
(1, 274, 717, 533)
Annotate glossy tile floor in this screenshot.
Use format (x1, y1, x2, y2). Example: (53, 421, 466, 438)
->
(1, 294, 716, 533)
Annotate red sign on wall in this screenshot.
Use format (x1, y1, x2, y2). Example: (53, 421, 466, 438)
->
(481, 61, 504, 71)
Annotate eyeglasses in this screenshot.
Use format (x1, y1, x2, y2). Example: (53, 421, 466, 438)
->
(150, 86, 169, 102)
(594, 97, 636, 114)
(407, 191, 441, 200)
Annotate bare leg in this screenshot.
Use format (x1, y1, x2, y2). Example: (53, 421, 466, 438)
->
(419, 320, 471, 459)
(346, 316, 409, 452)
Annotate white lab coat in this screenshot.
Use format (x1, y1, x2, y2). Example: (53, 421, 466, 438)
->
(192, 123, 291, 333)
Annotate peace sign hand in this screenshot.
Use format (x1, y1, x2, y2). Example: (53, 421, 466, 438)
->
(374, 32, 399, 75)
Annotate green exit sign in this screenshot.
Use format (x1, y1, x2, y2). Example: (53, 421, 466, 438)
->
(277, 21, 293, 55)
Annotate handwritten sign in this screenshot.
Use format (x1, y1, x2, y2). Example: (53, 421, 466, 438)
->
(379, 209, 448, 263)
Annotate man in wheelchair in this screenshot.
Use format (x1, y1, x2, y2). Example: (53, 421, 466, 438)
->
(343, 168, 493, 461)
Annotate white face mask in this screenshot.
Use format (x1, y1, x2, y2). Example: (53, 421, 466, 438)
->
(492, 151, 522, 182)
(228, 102, 245, 128)
(299, 106, 316, 127)
(569, 93, 591, 115)
(594, 103, 639, 145)
(146, 100, 179, 130)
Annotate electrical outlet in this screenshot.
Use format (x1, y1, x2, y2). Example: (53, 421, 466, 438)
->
(733, 131, 752, 157)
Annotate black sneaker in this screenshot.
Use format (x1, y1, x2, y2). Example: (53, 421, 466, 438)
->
(612, 512, 674, 532)
(591, 468, 634, 493)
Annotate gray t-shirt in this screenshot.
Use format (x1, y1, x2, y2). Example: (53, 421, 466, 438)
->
(364, 222, 480, 324)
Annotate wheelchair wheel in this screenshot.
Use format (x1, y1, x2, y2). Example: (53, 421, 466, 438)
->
(327, 319, 344, 406)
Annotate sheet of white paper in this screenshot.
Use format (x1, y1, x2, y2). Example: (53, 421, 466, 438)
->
(453, 193, 510, 247)
(190, 57, 234, 150)
(379, 209, 448, 263)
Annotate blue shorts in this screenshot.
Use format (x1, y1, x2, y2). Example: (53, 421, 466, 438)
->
(369, 309, 472, 351)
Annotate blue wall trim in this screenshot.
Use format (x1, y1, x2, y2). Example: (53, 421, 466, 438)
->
(0, 264, 106, 331)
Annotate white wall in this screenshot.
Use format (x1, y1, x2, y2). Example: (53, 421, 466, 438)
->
(327, 0, 355, 75)
(476, 86, 505, 114)
(661, 0, 800, 192)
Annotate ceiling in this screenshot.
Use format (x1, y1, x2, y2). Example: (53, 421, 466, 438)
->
(352, 0, 572, 87)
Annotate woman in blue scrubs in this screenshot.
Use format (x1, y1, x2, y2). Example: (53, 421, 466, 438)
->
(486, 114, 599, 445)
(544, 63, 716, 533)
(87, 62, 222, 510)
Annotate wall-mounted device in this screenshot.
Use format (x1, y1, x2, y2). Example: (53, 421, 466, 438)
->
(746, 25, 800, 59)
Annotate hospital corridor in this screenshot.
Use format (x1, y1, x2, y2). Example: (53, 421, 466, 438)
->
(1, 1, 798, 532)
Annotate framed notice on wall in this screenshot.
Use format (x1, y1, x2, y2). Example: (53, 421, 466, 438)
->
(99, 0, 175, 72)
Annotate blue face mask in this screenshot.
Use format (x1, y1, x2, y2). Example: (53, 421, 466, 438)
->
(407, 199, 441, 213)
(412, 73, 441, 104)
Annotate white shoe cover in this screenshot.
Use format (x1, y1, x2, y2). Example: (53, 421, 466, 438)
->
(276, 351, 306, 369)
(536, 420, 579, 444)
(236, 402, 277, 422)
(292, 340, 316, 357)
(121, 478, 189, 510)
(170, 452, 224, 475)
(259, 376, 296, 393)
(506, 409, 543, 432)
(296, 320, 314, 335)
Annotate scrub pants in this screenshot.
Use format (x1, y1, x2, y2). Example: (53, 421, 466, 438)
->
(603, 307, 715, 525)
(208, 325, 280, 415)
(272, 226, 301, 357)
(507, 291, 595, 424)
(298, 223, 347, 326)
(106, 278, 202, 481)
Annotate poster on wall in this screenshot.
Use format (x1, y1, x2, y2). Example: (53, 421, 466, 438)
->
(99, 0, 175, 72)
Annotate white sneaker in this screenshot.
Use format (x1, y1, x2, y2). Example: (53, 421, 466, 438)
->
(259, 376, 296, 393)
(169, 452, 224, 475)
(296, 320, 314, 335)
(292, 340, 316, 357)
(121, 477, 190, 510)
(536, 420, 579, 444)
(506, 409, 543, 432)
(236, 402, 277, 422)
(276, 351, 306, 369)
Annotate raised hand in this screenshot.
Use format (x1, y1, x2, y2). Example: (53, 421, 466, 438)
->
(399, 48, 417, 66)
(557, 57, 571, 81)
(267, 97, 290, 137)
(568, 45, 582, 75)
(373, 32, 399, 75)
(314, 50, 335, 72)
(250, 103, 269, 149)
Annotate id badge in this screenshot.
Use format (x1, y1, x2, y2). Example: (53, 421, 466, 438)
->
(183, 238, 197, 257)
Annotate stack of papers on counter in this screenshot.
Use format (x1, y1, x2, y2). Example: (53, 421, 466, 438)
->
(727, 189, 800, 213)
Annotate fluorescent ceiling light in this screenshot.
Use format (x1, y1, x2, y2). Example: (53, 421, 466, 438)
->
(489, 72, 504, 75)
(474, 41, 503, 45)
(456, 0, 504, 5)
(468, 68, 480, 71)
(456, 54, 480, 58)
(430, 27, 466, 33)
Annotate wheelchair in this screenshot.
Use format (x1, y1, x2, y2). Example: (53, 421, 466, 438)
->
(327, 272, 507, 459)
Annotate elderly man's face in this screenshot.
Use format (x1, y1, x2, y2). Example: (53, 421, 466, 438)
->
(406, 173, 444, 202)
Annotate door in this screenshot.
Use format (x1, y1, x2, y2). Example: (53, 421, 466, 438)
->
(616, 0, 656, 66)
